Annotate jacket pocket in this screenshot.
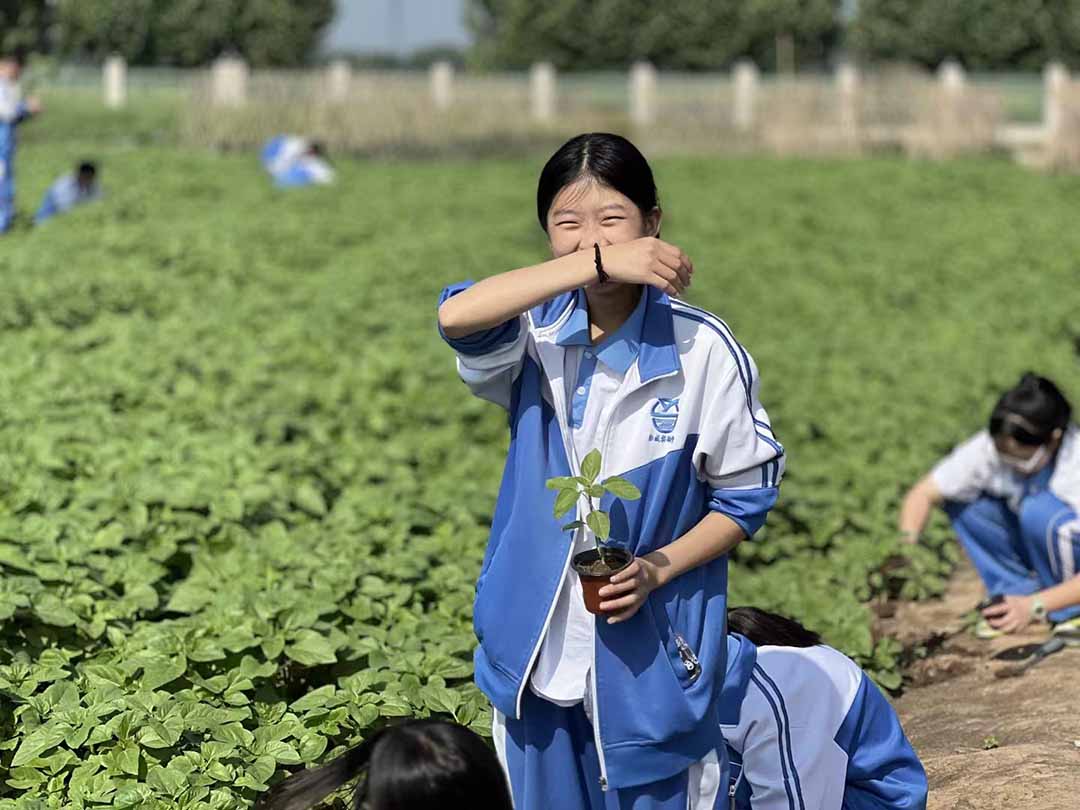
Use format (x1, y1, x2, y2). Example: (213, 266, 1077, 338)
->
(648, 596, 702, 688)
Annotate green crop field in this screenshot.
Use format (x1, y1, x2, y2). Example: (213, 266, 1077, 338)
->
(2, 136, 1079, 809)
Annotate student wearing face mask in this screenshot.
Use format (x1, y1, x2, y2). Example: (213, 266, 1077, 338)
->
(899, 373, 1080, 640)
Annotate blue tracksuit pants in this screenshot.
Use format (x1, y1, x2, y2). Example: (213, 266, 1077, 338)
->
(946, 491, 1080, 623)
(493, 689, 728, 810)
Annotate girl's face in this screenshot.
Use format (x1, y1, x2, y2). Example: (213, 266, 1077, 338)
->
(993, 427, 1063, 476)
(546, 178, 660, 259)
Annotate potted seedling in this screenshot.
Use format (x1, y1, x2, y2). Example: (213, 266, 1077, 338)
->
(546, 449, 641, 614)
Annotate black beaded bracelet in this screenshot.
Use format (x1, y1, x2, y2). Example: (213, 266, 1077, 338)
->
(593, 243, 609, 283)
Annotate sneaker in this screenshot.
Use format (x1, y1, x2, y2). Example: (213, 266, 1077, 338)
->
(974, 617, 1005, 640)
(1051, 616, 1080, 646)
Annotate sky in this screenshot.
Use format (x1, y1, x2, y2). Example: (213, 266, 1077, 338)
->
(321, 0, 472, 55)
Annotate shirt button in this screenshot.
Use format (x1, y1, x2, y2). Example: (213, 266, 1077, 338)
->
(584, 351, 593, 359)
(576, 386, 586, 395)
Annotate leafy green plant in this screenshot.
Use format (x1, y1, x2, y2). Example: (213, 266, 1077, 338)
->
(546, 449, 641, 567)
(2, 136, 1079, 808)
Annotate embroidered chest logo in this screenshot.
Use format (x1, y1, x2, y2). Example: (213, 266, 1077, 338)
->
(649, 398, 679, 443)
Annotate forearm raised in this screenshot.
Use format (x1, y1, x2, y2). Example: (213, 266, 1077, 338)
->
(438, 249, 596, 338)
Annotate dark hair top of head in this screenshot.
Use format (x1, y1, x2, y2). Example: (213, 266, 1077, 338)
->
(727, 606, 822, 648)
(5, 46, 28, 67)
(536, 132, 658, 230)
(78, 162, 97, 176)
(255, 720, 513, 810)
(989, 372, 1072, 445)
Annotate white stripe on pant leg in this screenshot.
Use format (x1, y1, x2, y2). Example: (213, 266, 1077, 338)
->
(688, 749, 722, 810)
(1058, 519, 1080, 581)
(492, 708, 515, 809)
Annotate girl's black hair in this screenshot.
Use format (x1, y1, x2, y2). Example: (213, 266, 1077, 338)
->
(256, 720, 513, 810)
(536, 133, 659, 230)
(989, 372, 1072, 446)
(727, 607, 822, 648)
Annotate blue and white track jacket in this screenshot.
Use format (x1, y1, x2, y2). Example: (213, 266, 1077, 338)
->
(439, 283, 784, 790)
(721, 635, 928, 810)
(0, 78, 31, 204)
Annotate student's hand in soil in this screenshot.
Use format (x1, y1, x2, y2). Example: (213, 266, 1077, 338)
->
(983, 595, 1034, 633)
(598, 557, 661, 623)
(601, 238, 693, 297)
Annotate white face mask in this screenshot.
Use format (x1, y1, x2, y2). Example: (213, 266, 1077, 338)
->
(998, 443, 1048, 475)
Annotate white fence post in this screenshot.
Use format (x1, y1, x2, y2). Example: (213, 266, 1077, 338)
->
(211, 55, 248, 107)
(104, 54, 126, 109)
(1044, 62, 1069, 142)
(431, 61, 453, 111)
(937, 59, 966, 150)
(530, 62, 556, 123)
(326, 58, 351, 102)
(630, 61, 656, 126)
(836, 62, 859, 144)
(733, 60, 758, 132)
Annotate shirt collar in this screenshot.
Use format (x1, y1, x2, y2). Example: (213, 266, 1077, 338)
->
(555, 286, 649, 375)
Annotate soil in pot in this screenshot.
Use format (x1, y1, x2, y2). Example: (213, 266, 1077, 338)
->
(572, 547, 633, 615)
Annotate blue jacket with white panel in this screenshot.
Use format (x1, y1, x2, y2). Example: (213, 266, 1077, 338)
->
(439, 283, 785, 790)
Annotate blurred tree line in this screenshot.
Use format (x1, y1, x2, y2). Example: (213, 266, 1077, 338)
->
(466, 0, 1080, 71)
(2, 0, 334, 67)
(5, 0, 1080, 70)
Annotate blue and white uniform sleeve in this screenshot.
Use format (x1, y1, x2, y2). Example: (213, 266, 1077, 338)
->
(691, 349, 784, 538)
(438, 281, 528, 410)
(836, 676, 928, 810)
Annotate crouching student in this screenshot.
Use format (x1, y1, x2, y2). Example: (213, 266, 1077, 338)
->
(35, 161, 101, 224)
(899, 373, 1080, 639)
(255, 719, 513, 810)
(721, 608, 928, 810)
(260, 135, 334, 188)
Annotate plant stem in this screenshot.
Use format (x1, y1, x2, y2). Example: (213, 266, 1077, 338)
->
(587, 493, 609, 567)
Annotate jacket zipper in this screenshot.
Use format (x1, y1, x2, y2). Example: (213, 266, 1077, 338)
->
(513, 336, 588, 721)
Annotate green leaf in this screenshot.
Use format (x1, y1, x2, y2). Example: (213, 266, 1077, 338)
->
(553, 488, 578, 519)
(298, 732, 328, 762)
(33, 594, 79, 627)
(286, 630, 338, 666)
(147, 766, 188, 797)
(290, 684, 336, 712)
(294, 482, 327, 517)
(141, 656, 187, 691)
(12, 724, 68, 767)
(580, 449, 602, 482)
(601, 476, 642, 500)
(561, 520, 585, 532)
(587, 484, 605, 499)
(544, 476, 579, 491)
(585, 511, 610, 541)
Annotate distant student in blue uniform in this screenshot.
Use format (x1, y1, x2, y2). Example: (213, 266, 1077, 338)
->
(256, 720, 513, 810)
(0, 48, 42, 233)
(899, 373, 1080, 640)
(722, 608, 928, 810)
(438, 133, 785, 809)
(260, 135, 334, 188)
(35, 161, 101, 224)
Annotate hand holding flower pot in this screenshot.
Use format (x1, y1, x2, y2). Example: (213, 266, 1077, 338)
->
(546, 449, 642, 615)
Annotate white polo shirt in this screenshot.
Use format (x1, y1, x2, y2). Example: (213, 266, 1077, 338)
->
(932, 425, 1080, 512)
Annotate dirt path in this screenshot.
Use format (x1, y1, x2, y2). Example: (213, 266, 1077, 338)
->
(882, 562, 1080, 810)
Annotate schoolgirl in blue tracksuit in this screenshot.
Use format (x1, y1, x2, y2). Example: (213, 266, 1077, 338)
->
(721, 608, 928, 810)
(899, 373, 1080, 639)
(0, 51, 38, 234)
(437, 133, 785, 809)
